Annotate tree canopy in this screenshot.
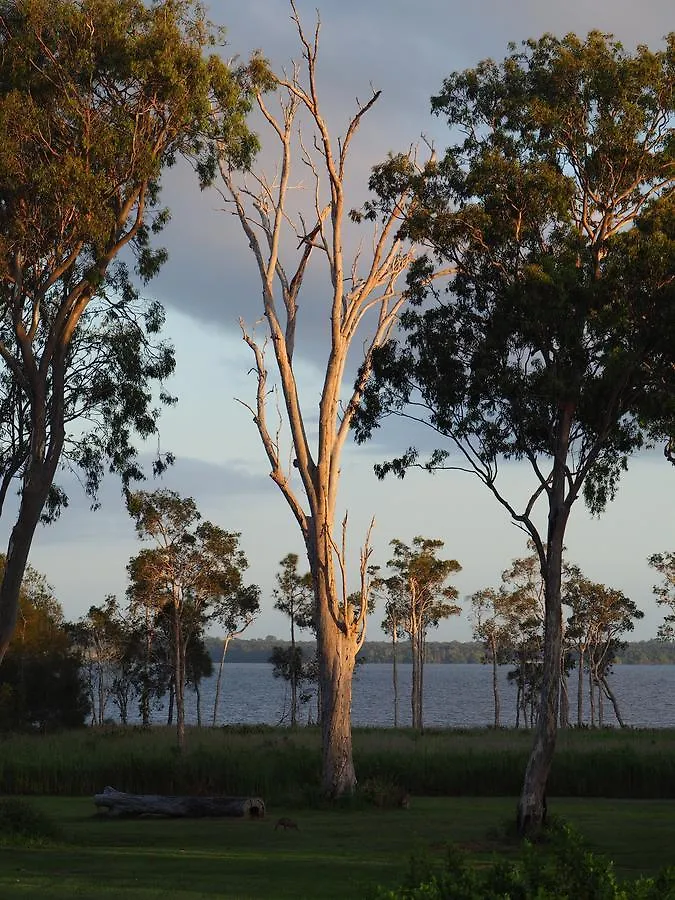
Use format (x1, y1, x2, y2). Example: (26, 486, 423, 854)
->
(127, 488, 259, 747)
(0, 556, 88, 730)
(355, 31, 675, 833)
(0, 0, 257, 660)
(376, 536, 461, 730)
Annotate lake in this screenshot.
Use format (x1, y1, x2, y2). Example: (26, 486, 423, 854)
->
(116, 663, 675, 729)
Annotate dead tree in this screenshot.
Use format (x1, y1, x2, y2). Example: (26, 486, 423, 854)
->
(214, 4, 440, 795)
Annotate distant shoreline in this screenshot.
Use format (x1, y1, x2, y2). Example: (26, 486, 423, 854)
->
(204, 637, 675, 666)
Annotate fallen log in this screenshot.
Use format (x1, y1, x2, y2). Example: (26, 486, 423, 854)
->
(93, 786, 265, 819)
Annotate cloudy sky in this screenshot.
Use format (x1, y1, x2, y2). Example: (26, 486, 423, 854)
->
(3, 0, 674, 643)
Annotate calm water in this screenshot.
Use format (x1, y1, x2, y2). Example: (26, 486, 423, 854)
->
(117, 664, 675, 729)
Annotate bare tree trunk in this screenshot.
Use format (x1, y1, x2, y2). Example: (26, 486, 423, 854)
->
(140, 607, 153, 727)
(589, 667, 595, 726)
(316, 585, 358, 796)
(492, 640, 500, 729)
(212, 634, 233, 727)
(577, 648, 584, 726)
(559, 668, 569, 729)
(290, 615, 298, 727)
(515, 681, 522, 728)
(411, 630, 423, 730)
(392, 628, 399, 728)
(195, 683, 202, 727)
(167, 678, 174, 725)
(600, 675, 626, 728)
(174, 617, 186, 751)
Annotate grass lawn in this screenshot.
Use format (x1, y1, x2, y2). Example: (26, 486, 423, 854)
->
(1, 796, 674, 899)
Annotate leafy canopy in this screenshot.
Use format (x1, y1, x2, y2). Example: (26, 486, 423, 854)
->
(355, 31, 675, 526)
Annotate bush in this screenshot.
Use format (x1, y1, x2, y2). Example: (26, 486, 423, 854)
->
(0, 797, 60, 846)
(374, 820, 675, 899)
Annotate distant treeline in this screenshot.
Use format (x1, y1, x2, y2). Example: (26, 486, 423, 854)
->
(204, 637, 675, 666)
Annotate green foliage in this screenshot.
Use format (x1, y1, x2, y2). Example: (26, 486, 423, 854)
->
(0, 797, 59, 846)
(0, 0, 255, 505)
(356, 29, 675, 816)
(0, 0, 259, 658)
(0, 557, 89, 731)
(355, 28, 675, 530)
(375, 821, 675, 899)
(375, 538, 462, 729)
(126, 489, 259, 744)
(648, 552, 675, 641)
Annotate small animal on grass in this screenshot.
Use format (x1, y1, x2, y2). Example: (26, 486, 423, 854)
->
(274, 817, 299, 831)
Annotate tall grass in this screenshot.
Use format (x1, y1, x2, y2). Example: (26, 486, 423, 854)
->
(0, 726, 674, 801)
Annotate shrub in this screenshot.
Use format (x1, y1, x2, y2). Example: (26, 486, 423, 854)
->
(0, 797, 60, 846)
(374, 820, 675, 899)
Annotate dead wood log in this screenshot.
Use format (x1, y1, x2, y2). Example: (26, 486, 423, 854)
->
(93, 786, 265, 818)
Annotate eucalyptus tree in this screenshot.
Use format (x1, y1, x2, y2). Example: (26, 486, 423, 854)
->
(564, 568, 643, 727)
(470, 587, 519, 729)
(0, 0, 256, 661)
(211, 3, 440, 794)
(380, 589, 406, 727)
(73, 596, 126, 726)
(377, 537, 461, 730)
(355, 33, 675, 831)
(127, 489, 259, 749)
(270, 553, 314, 727)
(649, 552, 675, 641)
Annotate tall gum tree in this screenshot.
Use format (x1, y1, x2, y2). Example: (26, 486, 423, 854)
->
(212, 4, 444, 795)
(0, 0, 256, 661)
(355, 32, 675, 830)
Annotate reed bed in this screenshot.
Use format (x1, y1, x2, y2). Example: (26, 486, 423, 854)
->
(0, 726, 674, 801)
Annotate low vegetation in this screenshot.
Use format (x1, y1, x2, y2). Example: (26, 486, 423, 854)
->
(1, 726, 675, 803)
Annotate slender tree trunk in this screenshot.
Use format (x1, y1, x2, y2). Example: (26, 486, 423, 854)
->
(589, 667, 595, 726)
(212, 635, 233, 726)
(141, 608, 152, 727)
(597, 677, 604, 727)
(167, 678, 174, 725)
(290, 616, 298, 727)
(392, 627, 399, 728)
(515, 680, 522, 728)
(600, 676, 626, 728)
(559, 663, 569, 729)
(174, 613, 186, 751)
(195, 683, 202, 727)
(577, 648, 584, 726)
(491, 638, 500, 728)
(411, 630, 422, 730)
(419, 632, 426, 732)
(517, 408, 573, 835)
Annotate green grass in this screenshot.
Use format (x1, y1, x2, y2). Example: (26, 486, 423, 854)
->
(1, 727, 674, 897)
(0, 796, 674, 899)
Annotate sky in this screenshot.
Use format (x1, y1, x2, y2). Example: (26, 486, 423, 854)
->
(2, 0, 674, 643)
